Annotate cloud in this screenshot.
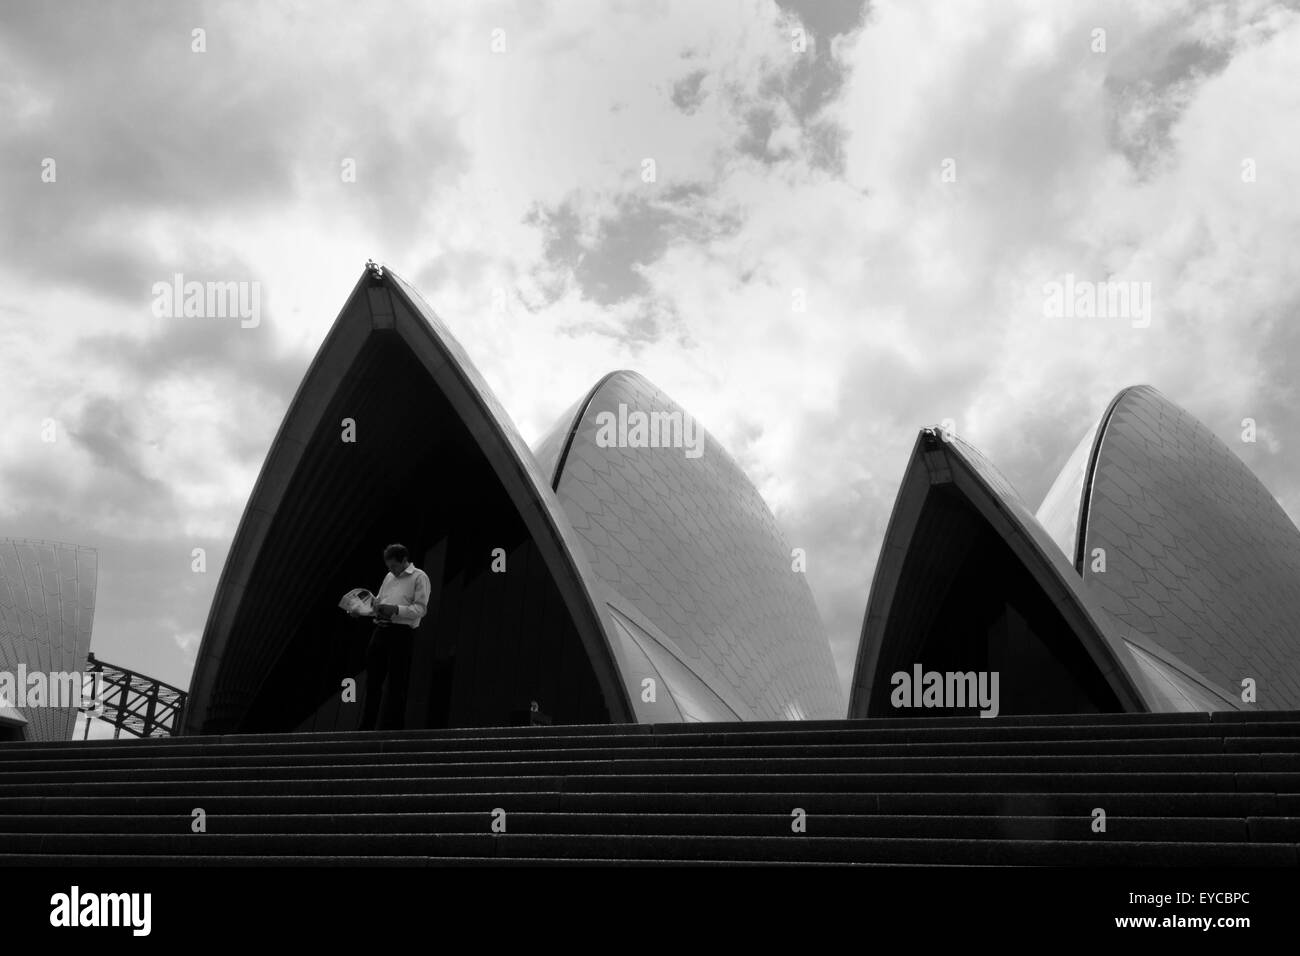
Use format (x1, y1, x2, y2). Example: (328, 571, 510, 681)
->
(671, 69, 710, 113)
(0, 0, 468, 303)
(2, 0, 1298, 708)
(66, 395, 168, 490)
(526, 188, 739, 312)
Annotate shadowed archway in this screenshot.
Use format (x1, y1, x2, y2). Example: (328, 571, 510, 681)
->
(184, 265, 633, 734)
(849, 429, 1151, 718)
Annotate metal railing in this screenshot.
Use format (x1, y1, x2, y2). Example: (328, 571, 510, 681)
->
(80, 653, 187, 739)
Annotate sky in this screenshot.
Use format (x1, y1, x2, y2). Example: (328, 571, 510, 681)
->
(2, 0, 1299, 725)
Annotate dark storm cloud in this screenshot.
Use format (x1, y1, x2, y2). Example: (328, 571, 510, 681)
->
(66, 395, 167, 491)
(574, 202, 679, 305)
(760, 25, 848, 120)
(667, 1, 867, 168)
(0, 0, 466, 302)
(81, 306, 308, 412)
(524, 2, 869, 338)
(0, 2, 292, 302)
(527, 189, 739, 310)
(775, 0, 869, 40)
(803, 118, 847, 173)
(1, 433, 184, 536)
(528, 200, 584, 274)
(671, 69, 709, 113)
(664, 5, 870, 217)
(749, 0, 868, 173)
(1105, 34, 1235, 175)
(737, 106, 779, 161)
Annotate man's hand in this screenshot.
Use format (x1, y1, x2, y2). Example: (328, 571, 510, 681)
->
(376, 604, 398, 622)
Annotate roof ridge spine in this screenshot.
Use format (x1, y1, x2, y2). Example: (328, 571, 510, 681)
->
(548, 370, 624, 491)
(1074, 386, 1142, 573)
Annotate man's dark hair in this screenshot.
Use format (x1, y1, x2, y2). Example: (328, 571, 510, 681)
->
(383, 543, 410, 563)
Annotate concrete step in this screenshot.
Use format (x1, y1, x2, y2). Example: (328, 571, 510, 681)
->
(5, 752, 1299, 786)
(0, 789, 1292, 816)
(4, 770, 1297, 798)
(2, 811, 1293, 841)
(2, 712, 1296, 865)
(0, 832, 1294, 864)
(1, 735, 1271, 772)
(8, 718, 1296, 761)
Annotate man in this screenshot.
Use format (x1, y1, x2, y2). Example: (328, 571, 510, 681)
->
(352, 543, 431, 731)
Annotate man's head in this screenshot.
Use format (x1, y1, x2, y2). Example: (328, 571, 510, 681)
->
(383, 543, 410, 575)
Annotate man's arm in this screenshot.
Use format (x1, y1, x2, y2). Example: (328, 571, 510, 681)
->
(373, 574, 395, 624)
(394, 570, 430, 625)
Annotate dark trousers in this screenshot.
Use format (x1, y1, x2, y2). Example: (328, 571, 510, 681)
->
(359, 624, 414, 731)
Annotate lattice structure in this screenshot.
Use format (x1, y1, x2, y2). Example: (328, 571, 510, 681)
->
(80, 652, 187, 739)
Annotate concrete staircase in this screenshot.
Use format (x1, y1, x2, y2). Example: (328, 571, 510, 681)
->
(1, 711, 1297, 865)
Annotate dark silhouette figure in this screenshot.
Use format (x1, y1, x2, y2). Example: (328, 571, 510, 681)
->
(353, 543, 431, 730)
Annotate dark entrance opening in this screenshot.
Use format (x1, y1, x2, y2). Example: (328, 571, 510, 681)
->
(865, 483, 1125, 717)
(233, 333, 611, 732)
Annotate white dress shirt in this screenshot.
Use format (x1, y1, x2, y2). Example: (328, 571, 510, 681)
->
(375, 563, 431, 628)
